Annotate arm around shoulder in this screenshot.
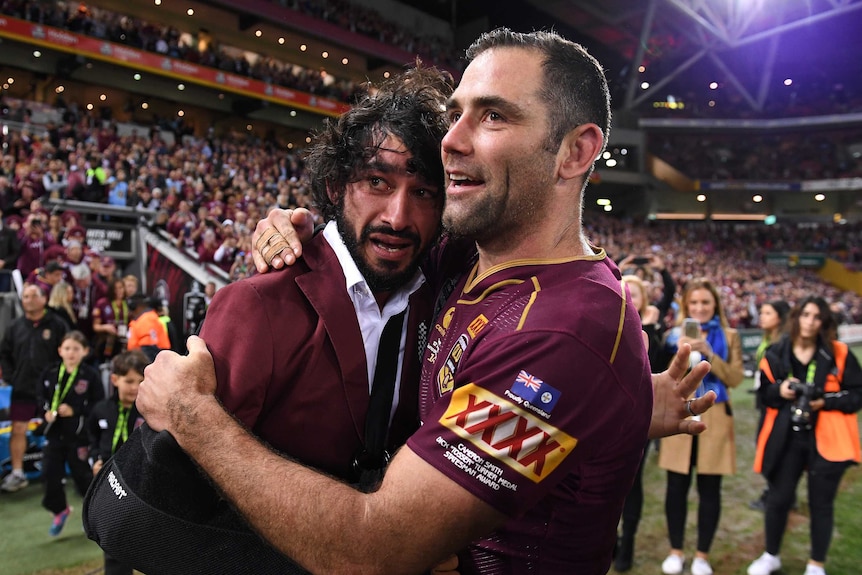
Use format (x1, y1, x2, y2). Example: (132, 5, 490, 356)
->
(137, 337, 507, 575)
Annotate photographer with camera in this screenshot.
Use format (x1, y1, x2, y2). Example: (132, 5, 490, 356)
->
(748, 296, 862, 575)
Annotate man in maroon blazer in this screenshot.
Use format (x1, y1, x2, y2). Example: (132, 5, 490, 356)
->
(199, 66, 448, 482)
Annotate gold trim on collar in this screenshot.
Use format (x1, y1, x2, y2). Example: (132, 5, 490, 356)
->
(464, 248, 607, 293)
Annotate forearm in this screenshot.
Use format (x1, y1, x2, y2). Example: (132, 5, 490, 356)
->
(170, 397, 427, 575)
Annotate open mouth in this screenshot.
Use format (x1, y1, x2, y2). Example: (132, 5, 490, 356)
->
(368, 234, 416, 260)
(447, 172, 484, 189)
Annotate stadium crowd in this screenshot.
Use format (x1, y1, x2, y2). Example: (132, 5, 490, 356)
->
(0, 0, 365, 103)
(2, 105, 862, 339)
(650, 129, 862, 181)
(0, 11, 861, 574)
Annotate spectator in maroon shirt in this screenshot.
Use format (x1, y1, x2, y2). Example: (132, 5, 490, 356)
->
(16, 213, 56, 278)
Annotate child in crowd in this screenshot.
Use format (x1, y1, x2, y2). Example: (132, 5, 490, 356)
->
(40, 330, 104, 536)
(88, 350, 149, 575)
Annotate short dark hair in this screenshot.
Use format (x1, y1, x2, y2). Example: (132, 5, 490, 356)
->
(465, 28, 611, 156)
(61, 330, 90, 349)
(304, 64, 452, 221)
(112, 350, 151, 377)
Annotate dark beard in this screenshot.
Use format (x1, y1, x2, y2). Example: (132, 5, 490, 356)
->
(335, 212, 423, 293)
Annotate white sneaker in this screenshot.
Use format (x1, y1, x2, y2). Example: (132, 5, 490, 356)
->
(661, 554, 684, 575)
(0, 472, 29, 492)
(747, 552, 781, 575)
(691, 557, 713, 575)
(804, 564, 826, 575)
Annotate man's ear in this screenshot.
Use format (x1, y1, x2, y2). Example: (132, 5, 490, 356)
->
(325, 182, 339, 205)
(557, 123, 605, 181)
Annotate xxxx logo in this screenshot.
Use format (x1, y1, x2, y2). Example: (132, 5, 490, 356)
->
(440, 384, 576, 482)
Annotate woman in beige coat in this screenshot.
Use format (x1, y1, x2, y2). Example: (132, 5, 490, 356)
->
(660, 278, 744, 575)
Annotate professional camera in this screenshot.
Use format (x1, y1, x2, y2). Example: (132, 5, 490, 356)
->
(788, 380, 822, 432)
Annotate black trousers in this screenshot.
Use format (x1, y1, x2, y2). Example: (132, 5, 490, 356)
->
(765, 432, 846, 562)
(41, 438, 93, 514)
(620, 444, 649, 539)
(665, 437, 723, 553)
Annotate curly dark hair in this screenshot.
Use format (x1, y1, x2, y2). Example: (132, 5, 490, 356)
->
(304, 64, 453, 221)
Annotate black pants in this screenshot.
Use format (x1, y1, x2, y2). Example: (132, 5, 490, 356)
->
(41, 439, 93, 514)
(765, 432, 846, 562)
(620, 445, 649, 539)
(665, 438, 723, 553)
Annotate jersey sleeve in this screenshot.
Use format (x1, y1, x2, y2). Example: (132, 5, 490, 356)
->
(407, 328, 651, 517)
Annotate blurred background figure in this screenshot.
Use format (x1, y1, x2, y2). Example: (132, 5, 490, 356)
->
(0, 284, 68, 493)
(91, 278, 131, 364)
(750, 299, 791, 512)
(0, 207, 20, 292)
(659, 277, 744, 575)
(47, 280, 77, 330)
(615, 272, 673, 572)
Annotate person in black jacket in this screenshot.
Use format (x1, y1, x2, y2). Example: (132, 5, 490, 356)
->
(88, 350, 149, 575)
(39, 330, 104, 536)
(748, 296, 862, 575)
(616, 273, 673, 571)
(0, 284, 68, 493)
(0, 208, 20, 292)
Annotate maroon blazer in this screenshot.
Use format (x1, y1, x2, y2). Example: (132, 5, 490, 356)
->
(200, 233, 432, 480)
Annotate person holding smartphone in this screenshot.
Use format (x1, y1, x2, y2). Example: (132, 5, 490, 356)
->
(659, 277, 744, 575)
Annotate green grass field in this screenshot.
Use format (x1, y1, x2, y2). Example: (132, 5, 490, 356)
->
(2, 352, 861, 575)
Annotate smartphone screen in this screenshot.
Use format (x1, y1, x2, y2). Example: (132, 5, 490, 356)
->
(683, 318, 700, 339)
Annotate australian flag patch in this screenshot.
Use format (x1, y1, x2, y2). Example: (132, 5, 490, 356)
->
(509, 370, 561, 413)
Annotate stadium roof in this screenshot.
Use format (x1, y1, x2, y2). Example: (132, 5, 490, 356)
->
(401, 0, 862, 117)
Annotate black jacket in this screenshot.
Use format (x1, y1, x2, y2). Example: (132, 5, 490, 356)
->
(40, 362, 103, 444)
(0, 225, 19, 270)
(87, 397, 144, 463)
(0, 311, 68, 400)
(757, 336, 862, 478)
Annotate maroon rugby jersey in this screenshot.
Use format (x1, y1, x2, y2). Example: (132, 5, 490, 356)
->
(408, 251, 653, 574)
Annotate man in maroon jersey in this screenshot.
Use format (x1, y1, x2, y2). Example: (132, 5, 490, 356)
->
(137, 28, 714, 575)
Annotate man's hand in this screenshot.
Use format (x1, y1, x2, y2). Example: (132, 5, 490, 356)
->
(137, 336, 218, 437)
(251, 208, 314, 273)
(431, 555, 459, 574)
(649, 343, 716, 439)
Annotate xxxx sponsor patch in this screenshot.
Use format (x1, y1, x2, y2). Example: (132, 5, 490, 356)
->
(440, 384, 576, 483)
